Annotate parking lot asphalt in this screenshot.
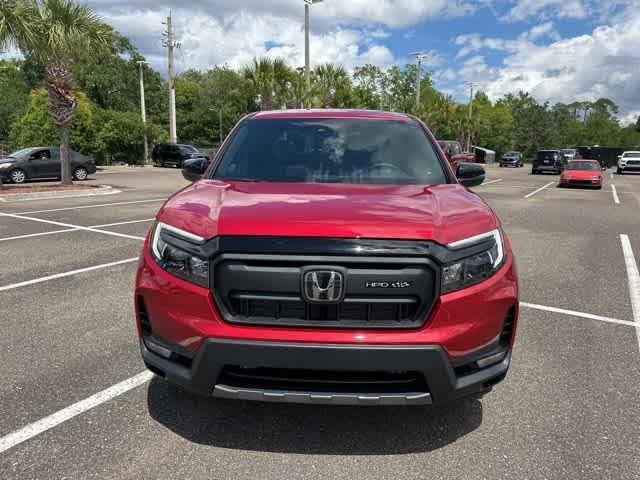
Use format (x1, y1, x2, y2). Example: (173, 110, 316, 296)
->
(1, 165, 639, 479)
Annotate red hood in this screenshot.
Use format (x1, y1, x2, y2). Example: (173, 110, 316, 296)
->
(563, 169, 601, 179)
(156, 180, 498, 245)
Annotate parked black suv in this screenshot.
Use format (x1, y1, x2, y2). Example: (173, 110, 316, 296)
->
(0, 146, 96, 183)
(152, 144, 209, 168)
(532, 150, 564, 174)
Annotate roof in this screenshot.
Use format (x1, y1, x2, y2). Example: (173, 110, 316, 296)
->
(569, 159, 599, 162)
(251, 109, 413, 122)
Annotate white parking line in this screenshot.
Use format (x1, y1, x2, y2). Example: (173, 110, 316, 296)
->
(0, 218, 154, 243)
(0, 371, 152, 454)
(0, 258, 138, 292)
(611, 184, 620, 204)
(10, 197, 166, 215)
(524, 181, 555, 199)
(620, 235, 640, 351)
(520, 302, 636, 328)
(480, 179, 503, 186)
(0, 212, 146, 241)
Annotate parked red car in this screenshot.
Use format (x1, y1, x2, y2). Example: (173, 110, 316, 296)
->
(437, 140, 475, 170)
(559, 160, 603, 189)
(135, 110, 518, 406)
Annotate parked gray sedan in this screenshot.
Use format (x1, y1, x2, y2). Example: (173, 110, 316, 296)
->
(0, 146, 97, 183)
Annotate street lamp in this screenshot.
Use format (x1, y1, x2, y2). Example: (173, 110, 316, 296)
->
(209, 107, 224, 145)
(410, 51, 427, 111)
(136, 60, 149, 164)
(304, 0, 324, 98)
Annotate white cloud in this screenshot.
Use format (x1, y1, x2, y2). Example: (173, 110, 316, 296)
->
(452, 7, 640, 124)
(92, 0, 475, 76)
(504, 0, 588, 21)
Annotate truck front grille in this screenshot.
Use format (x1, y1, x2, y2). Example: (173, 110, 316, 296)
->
(230, 294, 419, 327)
(212, 254, 438, 329)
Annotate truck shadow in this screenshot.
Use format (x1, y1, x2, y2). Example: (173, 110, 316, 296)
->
(146, 377, 483, 455)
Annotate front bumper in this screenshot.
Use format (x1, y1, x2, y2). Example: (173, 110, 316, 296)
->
(141, 337, 511, 406)
(561, 180, 602, 186)
(619, 164, 640, 171)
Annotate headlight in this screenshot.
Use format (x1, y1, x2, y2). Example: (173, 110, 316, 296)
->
(442, 229, 505, 294)
(0, 162, 13, 169)
(151, 222, 208, 288)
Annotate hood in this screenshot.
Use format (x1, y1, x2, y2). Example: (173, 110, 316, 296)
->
(563, 169, 601, 179)
(157, 180, 499, 245)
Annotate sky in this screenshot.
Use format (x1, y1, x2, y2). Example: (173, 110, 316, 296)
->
(5, 0, 640, 125)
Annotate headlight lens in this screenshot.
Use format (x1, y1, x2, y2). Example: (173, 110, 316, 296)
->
(151, 222, 208, 288)
(0, 162, 13, 170)
(442, 229, 505, 294)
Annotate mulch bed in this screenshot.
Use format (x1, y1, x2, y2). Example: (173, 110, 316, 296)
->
(0, 184, 99, 195)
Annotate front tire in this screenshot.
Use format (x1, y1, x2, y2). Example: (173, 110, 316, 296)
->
(616, 167, 623, 174)
(9, 168, 27, 184)
(73, 167, 89, 181)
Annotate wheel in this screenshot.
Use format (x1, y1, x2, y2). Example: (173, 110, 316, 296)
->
(531, 170, 537, 175)
(9, 168, 27, 184)
(73, 167, 88, 181)
(499, 164, 504, 168)
(616, 167, 622, 174)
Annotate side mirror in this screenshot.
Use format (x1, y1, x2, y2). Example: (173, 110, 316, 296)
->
(182, 157, 208, 182)
(456, 162, 485, 187)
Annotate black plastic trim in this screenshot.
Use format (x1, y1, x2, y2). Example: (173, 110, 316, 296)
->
(140, 338, 512, 405)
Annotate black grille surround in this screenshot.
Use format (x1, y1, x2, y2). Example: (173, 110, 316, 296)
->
(213, 255, 437, 329)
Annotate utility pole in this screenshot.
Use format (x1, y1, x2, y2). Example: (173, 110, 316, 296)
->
(304, 0, 323, 99)
(410, 51, 426, 111)
(163, 12, 179, 144)
(136, 60, 149, 163)
(466, 82, 476, 152)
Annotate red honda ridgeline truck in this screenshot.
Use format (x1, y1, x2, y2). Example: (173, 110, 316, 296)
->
(135, 109, 519, 406)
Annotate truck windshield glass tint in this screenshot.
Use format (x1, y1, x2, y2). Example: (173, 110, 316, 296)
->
(213, 119, 447, 185)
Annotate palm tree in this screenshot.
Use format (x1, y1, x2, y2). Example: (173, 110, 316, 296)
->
(313, 63, 351, 108)
(0, 0, 110, 184)
(243, 58, 276, 111)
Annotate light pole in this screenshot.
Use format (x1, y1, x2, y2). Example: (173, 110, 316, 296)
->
(466, 82, 477, 152)
(209, 107, 223, 145)
(136, 60, 149, 163)
(410, 51, 426, 111)
(304, 0, 324, 99)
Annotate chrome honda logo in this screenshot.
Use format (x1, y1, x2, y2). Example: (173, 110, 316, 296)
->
(303, 270, 344, 303)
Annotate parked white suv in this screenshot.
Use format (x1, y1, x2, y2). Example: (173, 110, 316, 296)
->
(617, 151, 640, 174)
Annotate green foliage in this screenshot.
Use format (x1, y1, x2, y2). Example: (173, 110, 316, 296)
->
(0, 59, 30, 142)
(8, 87, 164, 163)
(9, 88, 96, 152)
(93, 109, 164, 164)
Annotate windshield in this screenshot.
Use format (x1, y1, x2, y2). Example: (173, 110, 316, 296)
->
(561, 149, 576, 155)
(7, 147, 37, 158)
(623, 152, 640, 158)
(213, 118, 448, 185)
(181, 145, 198, 153)
(537, 151, 559, 161)
(567, 162, 599, 170)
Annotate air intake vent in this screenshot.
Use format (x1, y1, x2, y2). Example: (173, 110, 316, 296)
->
(137, 296, 152, 336)
(500, 307, 517, 347)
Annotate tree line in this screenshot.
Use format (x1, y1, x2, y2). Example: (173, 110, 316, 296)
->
(2, 9, 640, 166)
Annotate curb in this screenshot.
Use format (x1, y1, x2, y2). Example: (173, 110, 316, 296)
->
(0, 185, 121, 202)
